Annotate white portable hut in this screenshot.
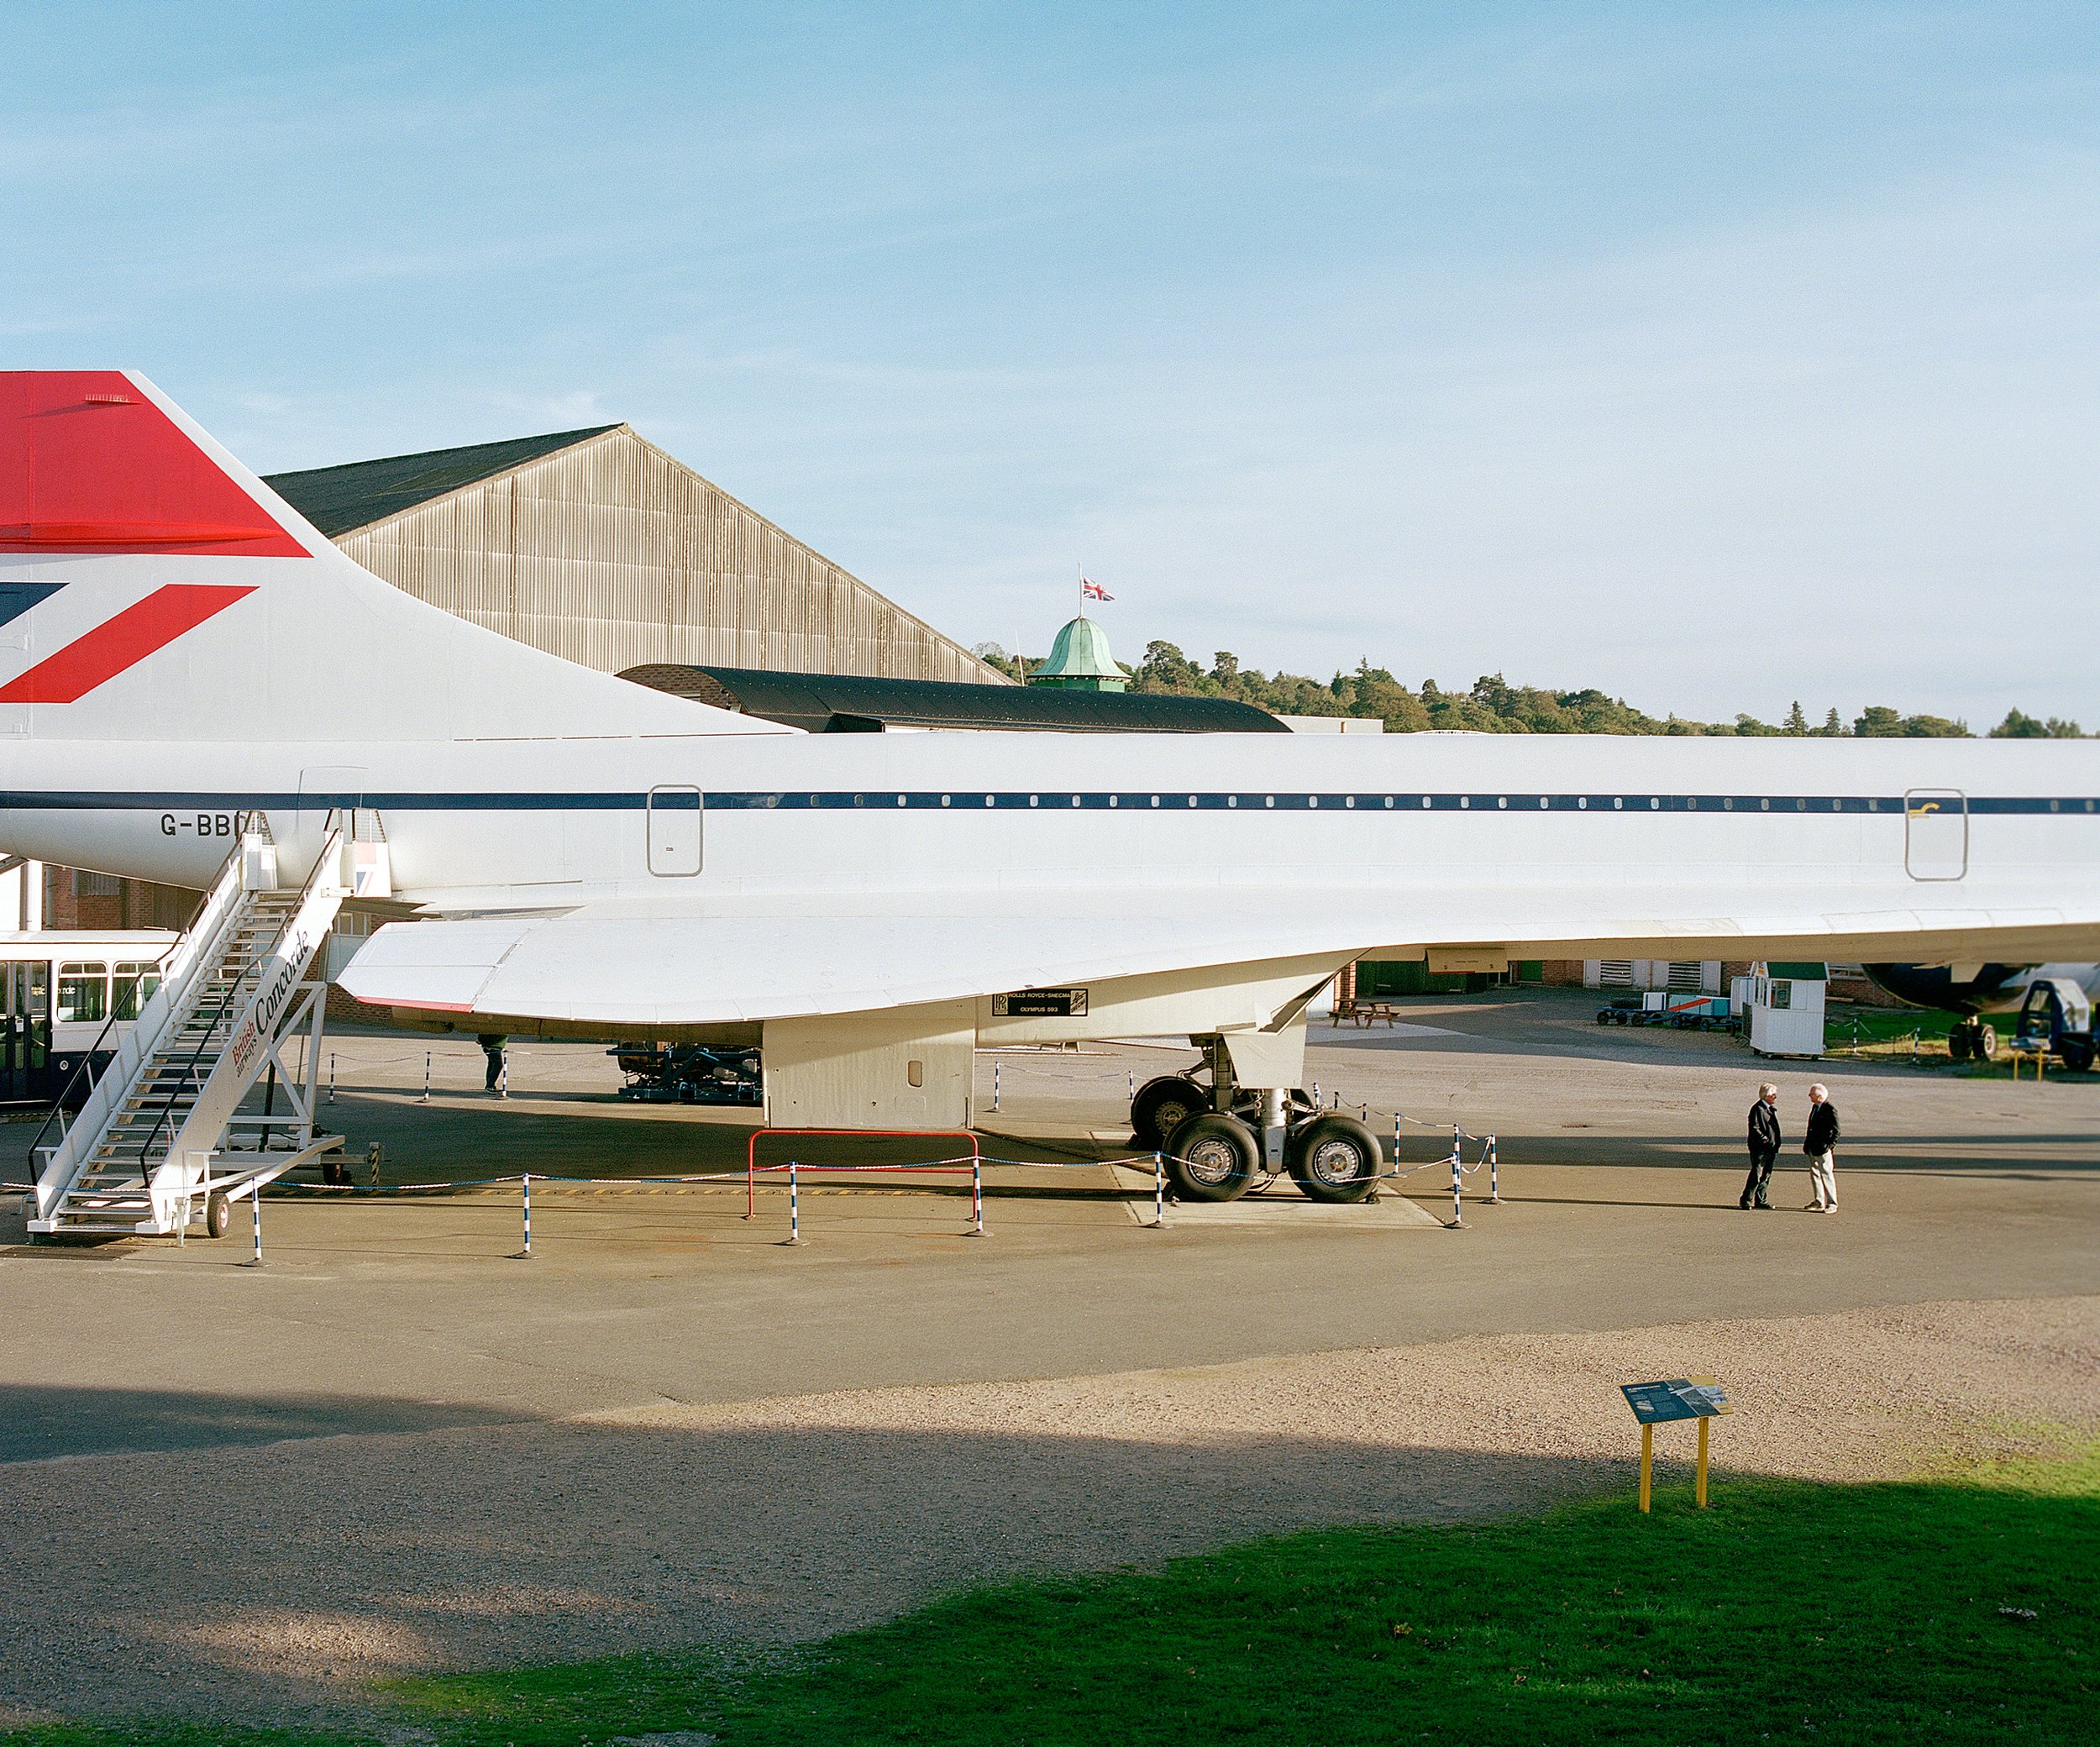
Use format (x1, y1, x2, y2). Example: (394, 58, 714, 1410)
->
(1735, 963, 1829, 1057)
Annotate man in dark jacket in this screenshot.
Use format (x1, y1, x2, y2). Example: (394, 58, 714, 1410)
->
(1803, 1083, 1840, 1212)
(1740, 1082, 1781, 1209)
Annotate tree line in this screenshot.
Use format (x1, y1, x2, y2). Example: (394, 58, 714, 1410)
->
(974, 643, 2084, 738)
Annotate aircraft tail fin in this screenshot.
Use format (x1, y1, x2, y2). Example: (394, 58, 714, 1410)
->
(0, 371, 784, 742)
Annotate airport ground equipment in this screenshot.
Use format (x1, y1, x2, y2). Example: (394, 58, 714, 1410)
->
(28, 822, 349, 1238)
(2013, 977, 2095, 1073)
(611, 1042, 763, 1104)
(1594, 992, 1735, 1031)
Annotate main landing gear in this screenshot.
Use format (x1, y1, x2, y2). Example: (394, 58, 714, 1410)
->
(1947, 1019, 1998, 1062)
(1130, 1045, 1383, 1206)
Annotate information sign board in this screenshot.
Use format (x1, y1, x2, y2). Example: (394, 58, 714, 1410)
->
(1621, 1376, 1731, 1424)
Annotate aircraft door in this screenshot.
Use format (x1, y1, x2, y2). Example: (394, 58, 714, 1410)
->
(298, 766, 367, 882)
(1, 960, 50, 1102)
(647, 786, 703, 876)
(1903, 789, 1967, 881)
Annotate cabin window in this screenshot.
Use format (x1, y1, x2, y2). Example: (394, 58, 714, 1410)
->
(57, 963, 109, 1026)
(113, 963, 161, 1020)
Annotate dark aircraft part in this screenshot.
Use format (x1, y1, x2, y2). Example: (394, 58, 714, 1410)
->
(612, 1044, 764, 1106)
(1861, 963, 2029, 1015)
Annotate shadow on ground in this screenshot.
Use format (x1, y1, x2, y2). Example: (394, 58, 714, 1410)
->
(0, 1379, 1616, 1731)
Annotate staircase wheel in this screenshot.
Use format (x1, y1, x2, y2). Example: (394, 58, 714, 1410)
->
(206, 1190, 232, 1239)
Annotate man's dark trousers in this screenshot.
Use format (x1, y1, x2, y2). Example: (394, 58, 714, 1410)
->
(1740, 1148, 1777, 1208)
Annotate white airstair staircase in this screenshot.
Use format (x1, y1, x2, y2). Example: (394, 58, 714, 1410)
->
(29, 821, 356, 1238)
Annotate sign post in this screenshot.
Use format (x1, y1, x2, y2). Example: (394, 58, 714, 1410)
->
(1620, 1376, 1731, 1512)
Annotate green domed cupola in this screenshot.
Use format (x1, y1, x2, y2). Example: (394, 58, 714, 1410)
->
(1029, 614, 1127, 691)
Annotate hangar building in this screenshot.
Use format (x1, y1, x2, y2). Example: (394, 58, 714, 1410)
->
(264, 423, 1001, 684)
(29, 420, 1005, 931)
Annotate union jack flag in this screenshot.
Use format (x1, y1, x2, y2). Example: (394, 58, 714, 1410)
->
(1080, 577, 1113, 602)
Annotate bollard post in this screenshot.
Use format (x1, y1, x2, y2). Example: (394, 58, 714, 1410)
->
(784, 1160, 802, 1246)
(1152, 1150, 1166, 1229)
(328, 1052, 337, 1104)
(420, 1052, 431, 1103)
(1312, 1080, 1320, 1108)
(993, 1060, 1000, 1112)
(1447, 1142, 1464, 1229)
(498, 1052, 509, 1099)
(969, 1157, 985, 1236)
(1487, 1135, 1500, 1203)
(1129, 1069, 1136, 1100)
(245, 1183, 265, 1267)
(512, 1173, 533, 1259)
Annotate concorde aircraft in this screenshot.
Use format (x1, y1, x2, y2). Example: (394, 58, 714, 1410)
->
(3, 371, 2097, 1204)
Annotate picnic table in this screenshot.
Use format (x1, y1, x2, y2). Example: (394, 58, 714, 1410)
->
(1333, 999, 1402, 1028)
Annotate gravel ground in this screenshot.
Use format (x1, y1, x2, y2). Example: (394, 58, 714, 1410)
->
(2, 1294, 2093, 1732)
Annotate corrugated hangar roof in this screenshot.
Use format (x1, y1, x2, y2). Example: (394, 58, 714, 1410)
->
(265, 427, 620, 537)
(621, 664, 1287, 733)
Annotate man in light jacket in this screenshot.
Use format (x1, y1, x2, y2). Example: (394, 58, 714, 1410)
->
(1803, 1083, 1841, 1213)
(1740, 1082, 1781, 1209)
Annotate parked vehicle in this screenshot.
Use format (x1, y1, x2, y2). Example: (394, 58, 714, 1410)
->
(2013, 978, 2096, 1073)
(0, 931, 178, 1104)
(1595, 993, 1734, 1032)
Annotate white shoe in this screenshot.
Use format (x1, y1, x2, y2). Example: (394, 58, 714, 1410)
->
(1822, 1204, 1839, 1215)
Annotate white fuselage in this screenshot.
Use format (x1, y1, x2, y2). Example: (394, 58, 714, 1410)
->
(4, 730, 2094, 952)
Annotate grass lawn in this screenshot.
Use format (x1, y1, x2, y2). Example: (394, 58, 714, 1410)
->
(14, 1447, 2096, 1747)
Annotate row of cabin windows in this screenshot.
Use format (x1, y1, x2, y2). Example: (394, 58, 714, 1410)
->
(55, 962, 164, 1026)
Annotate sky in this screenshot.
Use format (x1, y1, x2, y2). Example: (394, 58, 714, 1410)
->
(4, 2, 2096, 727)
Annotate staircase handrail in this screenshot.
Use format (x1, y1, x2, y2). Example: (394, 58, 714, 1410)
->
(30, 831, 268, 1219)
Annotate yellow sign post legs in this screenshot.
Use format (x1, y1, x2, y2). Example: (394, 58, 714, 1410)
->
(1696, 1417, 1709, 1508)
(1639, 1423, 1653, 1513)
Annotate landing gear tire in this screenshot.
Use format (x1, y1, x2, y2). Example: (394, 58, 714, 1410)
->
(1163, 1112, 1257, 1203)
(205, 1190, 232, 1239)
(1286, 1115, 1383, 1204)
(1131, 1075, 1211, 1152)
(1947, 1026, 1971, 1062)
(1974, 1023, 1998, 1062)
